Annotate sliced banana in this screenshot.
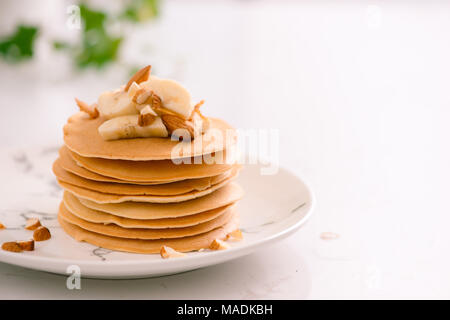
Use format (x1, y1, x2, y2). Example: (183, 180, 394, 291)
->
(98, 115, 168, 141)
(141, 76, 193, 119)
(97, 89, 138, 119)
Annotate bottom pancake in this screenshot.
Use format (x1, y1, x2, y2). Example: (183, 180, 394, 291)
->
(58, 202, 235, 240)
(58, 213, 239, 254)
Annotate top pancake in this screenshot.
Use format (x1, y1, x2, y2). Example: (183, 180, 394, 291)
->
(64, 112, 236, 160)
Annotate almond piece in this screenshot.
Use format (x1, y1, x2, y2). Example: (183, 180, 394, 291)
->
(33, 226, 51, 241)
(225, 229, 243, 241)
(17, 239, 34, 251)
(151, 92, 162, 109)
(191, 100, 206, 120)
(2, 242, 22, 253)
(132, 88, 153, 104)
(138, 113, 157, 127)
(138, 106, 157, 127)
(25, 218, 41, 231)
(160, 246, 185, 259)
(75, 98, 99, 119)
(0, 222, 5, 230)
(161, 115, 195, 138)
(209, 239, 230, 251)
(154, 105, 182, 117)
(125, 65, 151, 91)
(320, 232, 340, 240)
(127, 82, 142, 99)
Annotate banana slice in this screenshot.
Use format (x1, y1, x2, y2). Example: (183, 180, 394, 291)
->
(97, 89, 138, 119)
(98, 115, 168, 141)
(141, 76, 193, 119)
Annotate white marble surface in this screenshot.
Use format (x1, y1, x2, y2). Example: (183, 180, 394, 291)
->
(1, 0, 450, 299)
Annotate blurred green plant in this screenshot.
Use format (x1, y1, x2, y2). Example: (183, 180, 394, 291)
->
(54, 1, 159, 69)
(0, 0, 159, 69)
(74, 4, 123, 68)
(122, 0, 159, 23)
(0, 25, 39, 63)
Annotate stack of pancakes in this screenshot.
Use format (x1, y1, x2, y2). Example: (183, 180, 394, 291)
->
(53, 112, 243, 254)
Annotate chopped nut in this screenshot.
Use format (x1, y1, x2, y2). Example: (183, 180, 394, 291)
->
(153, 104, 183, 119)
(191, 100, 206, 120)
(133, 88, 153, 104)
(33, 226, 51, 241)
(127, 82, 142, 99)
(190, 100, 206, 120)
(160, 246, 185, 259)
(25, 218, 41, 231)
(17, 239, 35, 251)
(140, 104, 157, 116)
(138, 113, 157, 127)
(138, 106, 157, 127)
(162, 114, 195, 139)
(193, 100, 205, 110)
(75, 98, 99, 119)
(209, 239, 230, 251)
(2, 242, 22, 253)
(320, 232, 340, 240)
(226, 229, 243, 241)
(125, 65, 151, 91)
(151, 92, 162, 109)
(0, 222, 5, 230)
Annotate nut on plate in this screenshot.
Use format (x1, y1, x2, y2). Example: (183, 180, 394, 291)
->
(209, 239, 230, 251)
(226, 229, 243, 241)
(2, 241, 22, 253)
(17, 239, 35, 251)
(160, 245, 185, 259)
(25, 218, 41, 230)
(33, 226, 51, 241)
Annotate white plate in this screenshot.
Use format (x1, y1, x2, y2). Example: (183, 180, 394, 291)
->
(0, 147, 314, 279)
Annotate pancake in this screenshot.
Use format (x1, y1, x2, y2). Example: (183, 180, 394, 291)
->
(78, 182, 244, 219)
(53, 158, 235, 196)
(58, 168, 236, 203)
(64, 112, 237, 160)
(69, 147, 234, 183)
(59, 202, 235, 240)
(58, 146, 179, 185)
(58, 213, 239, 254)
(63, 191, 233, 229)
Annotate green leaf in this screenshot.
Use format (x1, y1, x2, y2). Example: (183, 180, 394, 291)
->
(121, 0, 159, 23)
(0, 25, 39, 63)
(79, 4, 107, 31)
(53, 41, 70, 50)
(73, 4, 123, 68)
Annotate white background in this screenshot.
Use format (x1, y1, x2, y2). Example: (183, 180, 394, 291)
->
(0, 0, 450, 299)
